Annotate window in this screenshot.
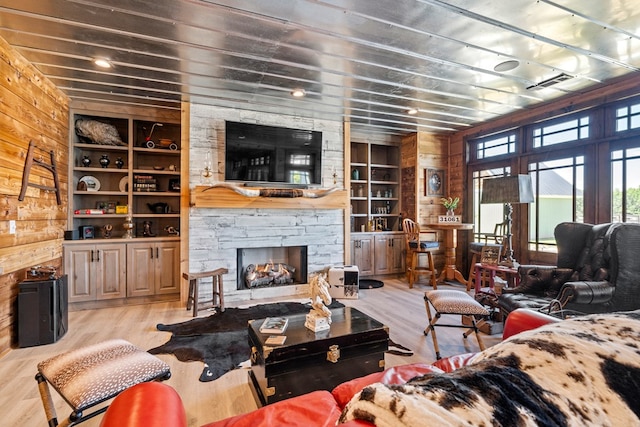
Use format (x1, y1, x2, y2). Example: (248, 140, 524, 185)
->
(611, 146, 640, 223)
(532, 116, 590, 148)
(471, 167, 511, 242)
(615, 102, 640, 132)
(528, 156, 585, 252)
(476, 133, 516, 159)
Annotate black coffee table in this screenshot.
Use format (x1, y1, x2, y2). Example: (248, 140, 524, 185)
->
(248, 306, 388, 405)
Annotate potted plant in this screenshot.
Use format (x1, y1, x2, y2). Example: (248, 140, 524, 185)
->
(441, 196, 460, 216)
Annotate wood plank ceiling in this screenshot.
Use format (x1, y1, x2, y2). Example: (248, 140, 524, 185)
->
(1, 0, 639, 135)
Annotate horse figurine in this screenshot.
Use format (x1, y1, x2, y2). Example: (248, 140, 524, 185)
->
(305, 272, 332, 332)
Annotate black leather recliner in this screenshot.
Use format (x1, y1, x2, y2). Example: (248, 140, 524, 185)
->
(499, 222, 640, 315)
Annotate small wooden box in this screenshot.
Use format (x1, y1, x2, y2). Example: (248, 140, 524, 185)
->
(248, 307, 388, 405)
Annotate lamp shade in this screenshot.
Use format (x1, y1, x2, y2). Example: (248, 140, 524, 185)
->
(481, 174, 534, 204)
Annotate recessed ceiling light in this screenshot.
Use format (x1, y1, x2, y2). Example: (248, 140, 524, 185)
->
(494, 60, 520, 72)
(291, 89, 306, 97)
(407, 108, 418, 115)
(93, 58, 112, 68)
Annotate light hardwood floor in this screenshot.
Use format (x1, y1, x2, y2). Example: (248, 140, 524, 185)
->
(0, 277, 501, 427)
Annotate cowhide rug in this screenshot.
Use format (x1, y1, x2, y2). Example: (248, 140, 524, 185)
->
(340, 310, 640, 426)
(149, 300, 412, 382)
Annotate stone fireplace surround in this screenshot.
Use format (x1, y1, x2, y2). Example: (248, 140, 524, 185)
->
(187, 104, 347, 304)
(189, 207, 345, 302)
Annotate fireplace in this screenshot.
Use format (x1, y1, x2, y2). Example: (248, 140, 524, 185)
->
(237, 246, 308, 290)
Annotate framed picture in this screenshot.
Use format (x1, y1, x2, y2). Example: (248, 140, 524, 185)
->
(480, 245, 501, 265)
(425, 168, 444, 197)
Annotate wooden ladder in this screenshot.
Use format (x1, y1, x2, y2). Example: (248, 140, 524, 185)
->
(19, 140, 62, 205)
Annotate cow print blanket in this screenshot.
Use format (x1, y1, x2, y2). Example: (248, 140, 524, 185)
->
(340, 310, 640, 426)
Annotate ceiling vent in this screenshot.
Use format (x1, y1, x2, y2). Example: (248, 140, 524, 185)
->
(527, 73, 574, 90)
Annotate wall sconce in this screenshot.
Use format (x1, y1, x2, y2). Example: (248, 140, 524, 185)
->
(201, 150, 213, 185)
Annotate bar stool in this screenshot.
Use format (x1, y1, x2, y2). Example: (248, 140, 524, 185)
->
(402, 218, 439, 289)
(184, 267, 228, 317)
(423, 289, 489, 359)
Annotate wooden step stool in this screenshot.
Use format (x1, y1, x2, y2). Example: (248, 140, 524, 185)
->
(184, 268, 228, 317)
(35, 339, 171, 426)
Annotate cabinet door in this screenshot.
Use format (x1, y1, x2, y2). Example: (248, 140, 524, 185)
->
(95, 244, 127, 299)
(127, 243, 155, 297)
(351, 236, 374, 276)
(373, 235, 391, 275)
(64, 244, 97, 303)
(154, 242, 180, 294)
(389, 235, 405, 274)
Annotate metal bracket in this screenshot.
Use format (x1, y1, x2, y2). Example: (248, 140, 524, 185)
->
(326, 344, 340, 363)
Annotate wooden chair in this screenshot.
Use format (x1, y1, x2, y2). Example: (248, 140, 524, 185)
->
(402, 218, 439, 289)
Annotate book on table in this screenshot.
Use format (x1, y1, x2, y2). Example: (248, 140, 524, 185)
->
(259, 317, 289, 334)
(265, 335, 287, 345)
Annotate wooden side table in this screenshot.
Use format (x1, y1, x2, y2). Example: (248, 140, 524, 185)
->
(473, 263, 519, 297)
(424, 223, 474, 286)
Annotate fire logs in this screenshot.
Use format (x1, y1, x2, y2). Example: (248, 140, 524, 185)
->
(244, 262, 296, 288)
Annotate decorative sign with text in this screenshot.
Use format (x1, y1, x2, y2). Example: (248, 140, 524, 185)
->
(437, 215, 461, 223)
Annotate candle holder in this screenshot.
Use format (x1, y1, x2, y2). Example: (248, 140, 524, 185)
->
(123, 212, 134, 239)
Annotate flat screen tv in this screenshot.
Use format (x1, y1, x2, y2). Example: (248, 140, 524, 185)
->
(225, 121, 322, 186)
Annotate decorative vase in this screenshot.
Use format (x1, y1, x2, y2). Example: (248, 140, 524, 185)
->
(99, 154, 110, 168)
(115, 157, 124, 169)
(81, 155, 91, 167)
(446, 209, 455, 216)
(351, 168, 359, 180)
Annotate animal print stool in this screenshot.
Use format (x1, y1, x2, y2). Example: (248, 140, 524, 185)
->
(35, 339, 171, 427)
(423, 290, 489, 359)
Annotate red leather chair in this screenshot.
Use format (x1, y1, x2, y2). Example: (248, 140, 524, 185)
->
(99, 382, 186, 427)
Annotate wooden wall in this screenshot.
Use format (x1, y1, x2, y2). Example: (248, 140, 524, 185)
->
(0, 36, 69, 355)
(401, 132, 450, 271)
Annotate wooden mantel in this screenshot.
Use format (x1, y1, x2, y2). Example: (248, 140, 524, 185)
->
(193, 185, 349, 209)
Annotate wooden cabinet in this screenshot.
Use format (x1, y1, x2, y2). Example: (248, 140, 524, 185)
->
(127, 241, 180, 297)
(351, 232, 404, 276)
(64, 243, 126, 303)
(349, 138, 403, 276)
(373, 234, 404, 275)
(65, 107, 181, 306)
(64, 239, 179, 303)
(351, 235, 374, 276)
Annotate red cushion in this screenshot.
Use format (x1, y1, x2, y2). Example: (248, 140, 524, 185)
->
(100, 382, 186, 427)
(432, 352, 477, 372)
(502, 308, 560, 339)
(201, 390, 341, 427)
(331, 363, 444, 408)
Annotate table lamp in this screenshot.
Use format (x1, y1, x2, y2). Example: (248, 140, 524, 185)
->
(480, 174, 534, 267)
